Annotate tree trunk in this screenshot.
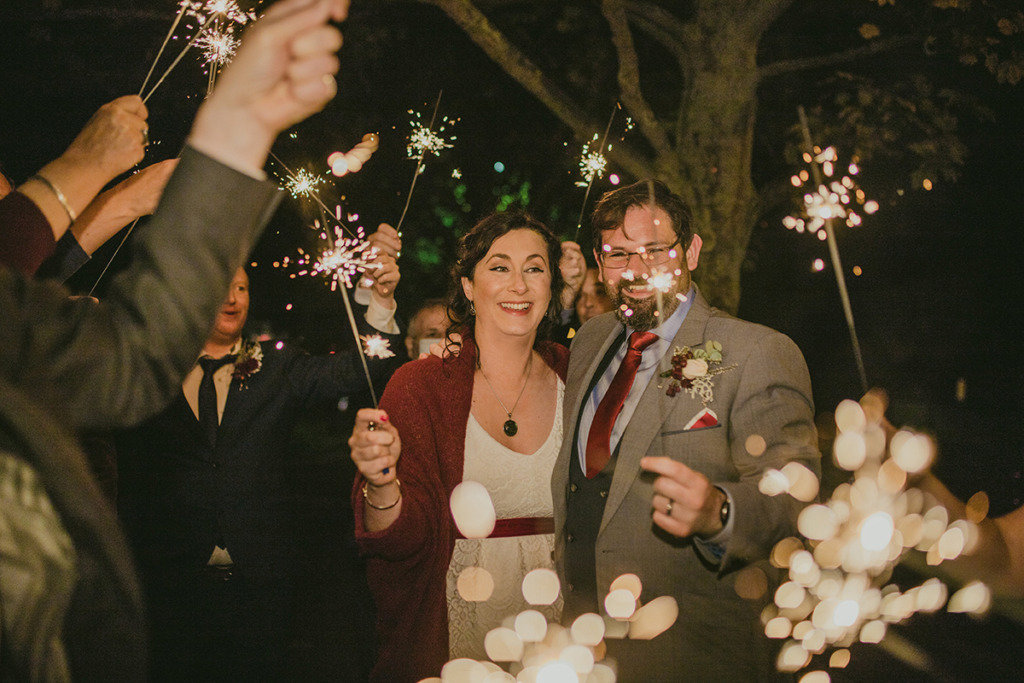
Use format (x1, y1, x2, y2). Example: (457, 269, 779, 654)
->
(665, 16, 760, 313)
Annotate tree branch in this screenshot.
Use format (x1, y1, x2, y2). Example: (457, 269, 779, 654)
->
(758, 35, 919, 81)
(739, 0, 795, 38)
(600, 0, 673, 154)
(623, 6, 690, 76)
(422, 0, 653, 179)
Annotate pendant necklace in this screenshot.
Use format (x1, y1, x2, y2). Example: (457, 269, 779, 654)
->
(477, 352, 533, 437)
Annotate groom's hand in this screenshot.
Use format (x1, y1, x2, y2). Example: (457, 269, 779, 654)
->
(641, 456, 726, 538)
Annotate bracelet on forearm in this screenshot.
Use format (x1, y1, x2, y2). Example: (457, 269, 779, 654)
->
(362, 478, 401, 511)
(30, 174, 77, 222)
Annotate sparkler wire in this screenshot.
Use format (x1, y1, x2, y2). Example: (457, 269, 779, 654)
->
(797, 106, 869, 393)
(394, 90, 443, 236)
(574, 102, 621, 242)
(142, 12, 219, 104)
(87, 217, 142, 297)
(139, 2, 189, 96)
(338, 283, 379, 407)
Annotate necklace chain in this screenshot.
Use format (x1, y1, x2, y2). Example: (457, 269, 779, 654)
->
(477, 352, 533, 422)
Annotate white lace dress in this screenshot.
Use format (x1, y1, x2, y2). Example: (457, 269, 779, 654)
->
(446, 381, 564, 661)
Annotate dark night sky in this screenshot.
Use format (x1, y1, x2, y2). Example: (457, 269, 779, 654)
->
(2, 0, 1024, 676)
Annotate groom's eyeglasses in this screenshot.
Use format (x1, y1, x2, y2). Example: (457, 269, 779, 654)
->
(598, 239, 681, 269)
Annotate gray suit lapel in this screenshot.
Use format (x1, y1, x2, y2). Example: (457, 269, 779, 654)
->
(599, 288, 714, 536)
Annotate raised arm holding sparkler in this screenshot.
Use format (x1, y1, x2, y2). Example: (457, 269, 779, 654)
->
(0, 95, 150, 274)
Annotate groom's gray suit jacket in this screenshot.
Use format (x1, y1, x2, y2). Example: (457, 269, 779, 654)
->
(553, 286, 820, 681)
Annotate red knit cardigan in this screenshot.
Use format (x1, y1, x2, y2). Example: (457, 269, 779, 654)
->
(0, 191, 57, 274)
(353, 338, 569, 683)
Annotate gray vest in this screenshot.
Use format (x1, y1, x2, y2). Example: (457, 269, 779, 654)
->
(562, 332, 624, 620)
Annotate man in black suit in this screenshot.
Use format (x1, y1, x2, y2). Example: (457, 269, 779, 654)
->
(116, 259, 404, 679)
(0, 1, 352, 679)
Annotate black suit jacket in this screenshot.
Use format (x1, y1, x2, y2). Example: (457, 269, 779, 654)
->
(117, 328, 403, 582)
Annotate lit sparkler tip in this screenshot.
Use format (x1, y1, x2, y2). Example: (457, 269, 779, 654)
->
(647, 270, 676, 294)
(785, 149, 877, 234)
(406, 110, 455, 160)
(281, 168, 325, 199)
(182, 0, 255, 25)
(361, 334, 395, 359)
(576, 139, 608, 186)
(195, 26, 239, 66)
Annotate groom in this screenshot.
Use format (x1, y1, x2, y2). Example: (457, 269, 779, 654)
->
(554, 180, 820, 680)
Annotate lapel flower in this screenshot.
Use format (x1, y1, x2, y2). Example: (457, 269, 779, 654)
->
(661, 340, 735, 405)
(231, 338, 263, 387)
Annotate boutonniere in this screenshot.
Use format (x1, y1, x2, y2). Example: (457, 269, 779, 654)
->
(231, 339, 263, 387)
(660, 340, 736, 404)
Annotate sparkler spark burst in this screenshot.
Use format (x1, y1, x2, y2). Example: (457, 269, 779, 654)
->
(646, 269, 676, 294)
(275, 225, 381, 292)
(280, 168, 325, 199)
(405, 110, 457, 160)
(783, 147, 878, 237)
(181, 0, 256, 26)
(195, 26, 239, 66)
(361, 334, 395, 359)
(760, 399, 990, 675)
(576, 135, 608, 187)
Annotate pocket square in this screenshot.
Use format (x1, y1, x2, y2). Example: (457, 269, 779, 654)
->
(684, 407, 718, 431)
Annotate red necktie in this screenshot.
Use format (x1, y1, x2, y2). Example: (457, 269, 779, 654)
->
(585, 330, 658, 478)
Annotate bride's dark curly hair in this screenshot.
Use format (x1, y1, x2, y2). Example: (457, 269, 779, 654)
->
(445, 210, 564, 346)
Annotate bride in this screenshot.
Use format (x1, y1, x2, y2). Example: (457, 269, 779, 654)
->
(348, 211, 569, 682)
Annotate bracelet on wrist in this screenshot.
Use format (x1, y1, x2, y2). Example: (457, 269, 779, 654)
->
(30, 174, 77, 222)
(362, 478, 401, 511)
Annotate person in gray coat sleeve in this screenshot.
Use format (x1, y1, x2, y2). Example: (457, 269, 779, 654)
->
(0, 1, 351, 678)
(555, 179, 821, 681)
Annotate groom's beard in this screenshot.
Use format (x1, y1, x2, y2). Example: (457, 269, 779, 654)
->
(611, 277, 684, 332)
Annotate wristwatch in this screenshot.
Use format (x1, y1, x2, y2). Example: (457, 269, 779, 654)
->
(717, 487, 731, 526)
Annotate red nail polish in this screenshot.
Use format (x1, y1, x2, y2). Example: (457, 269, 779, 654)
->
(380, 414, 389, 422)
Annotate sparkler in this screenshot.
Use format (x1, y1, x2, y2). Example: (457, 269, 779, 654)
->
(88, 217, 141, 297)
(140, 12, 217, 103)
(394, 91, 457, 235)
(758, 398, 990, 677)
(277, 225, 379, 292)
(280, 167, 325, 199)
(791, 106, 869, 393)
(140, 0, 257, 104)
(573, 103, 621, 242)
(575, 138, 608, 189)
(139, 2, 189, 97)
(783, 147, 878, 238)
(181, 0, 256, 26)
(275, 223, 384, 405)
(269, 151, 359, 239)
(196, 25, 240, 67)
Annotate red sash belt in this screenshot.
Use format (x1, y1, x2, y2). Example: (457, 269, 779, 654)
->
(455, 516, 554, 539)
